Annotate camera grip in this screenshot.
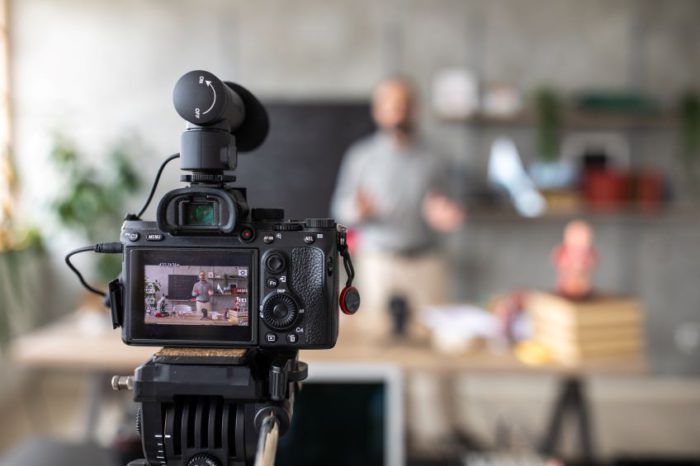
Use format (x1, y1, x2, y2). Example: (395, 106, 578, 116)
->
(289, 248, 327, 345)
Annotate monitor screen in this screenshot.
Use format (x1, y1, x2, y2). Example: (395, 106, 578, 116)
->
(277, 382, 385, 466)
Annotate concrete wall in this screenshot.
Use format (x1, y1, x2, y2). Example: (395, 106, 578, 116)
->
(11, 0, 700, 207)
(9, 0, 700, 368)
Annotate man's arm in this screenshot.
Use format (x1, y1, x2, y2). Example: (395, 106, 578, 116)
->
(192, 283, 200, 297)
(422, 155, 465, 233)
(330, 145, 374, 226)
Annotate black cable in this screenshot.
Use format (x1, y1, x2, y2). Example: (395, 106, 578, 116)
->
(134, 153, 180, 219)
(65, 242, 123, 297)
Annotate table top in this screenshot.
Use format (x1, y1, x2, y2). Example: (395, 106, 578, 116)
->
(8, 312, 647, 377)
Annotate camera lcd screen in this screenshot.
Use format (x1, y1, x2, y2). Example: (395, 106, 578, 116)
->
(127, 248, 256, 346)
(144, 263, 250, 327)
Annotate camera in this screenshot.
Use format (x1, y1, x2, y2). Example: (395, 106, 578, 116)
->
(63, 70, 361, 466)
(109, 70, 360, 350)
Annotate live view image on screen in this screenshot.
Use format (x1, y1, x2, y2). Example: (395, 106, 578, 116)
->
(144, 264, 249, 326)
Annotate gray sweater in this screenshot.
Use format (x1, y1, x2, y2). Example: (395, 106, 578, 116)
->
(331, 132, 445, 254)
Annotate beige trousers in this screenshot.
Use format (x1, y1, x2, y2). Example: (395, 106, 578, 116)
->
(196, 300, 211, 318)
(354, 251, 460, 447)
(355, 251, 449, 336)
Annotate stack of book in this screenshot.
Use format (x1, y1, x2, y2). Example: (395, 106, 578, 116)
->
(525, 291, 644, 364)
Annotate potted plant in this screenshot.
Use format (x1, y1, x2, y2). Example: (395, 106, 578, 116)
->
(0, 147, 47, 348)
(50, 136, 142, 285)
(529, 87, 576, 190)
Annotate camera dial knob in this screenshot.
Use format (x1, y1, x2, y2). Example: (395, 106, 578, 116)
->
(305, 218, 336, 229)
(274, 223, 303, 231)
(187, 454, 220, 466)
(262, 293, 299, 330)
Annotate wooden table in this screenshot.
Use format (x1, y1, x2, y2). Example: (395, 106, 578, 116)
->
(10, 312, 646, 374)
(9, 312, 647, 461)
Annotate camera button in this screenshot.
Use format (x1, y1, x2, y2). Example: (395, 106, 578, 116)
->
(265, 333, 277, 343)
(266, 278, 278, 288)
(263, 235, 274, 244)
(265, 253, 286, 274)
(240, 227, 255, 242)
(303, 235, 315, 244)
(286, 334, 298, 344)
(146, 233, 164, 241)
(126, 232, 140, 242)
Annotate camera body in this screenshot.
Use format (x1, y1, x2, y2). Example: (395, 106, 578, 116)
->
(74, 70, 361, 466)
(112, 185, 340, 349)
(107, 70, 357, 353)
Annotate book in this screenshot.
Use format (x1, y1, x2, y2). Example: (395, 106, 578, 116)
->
(525, 291, 645, 364)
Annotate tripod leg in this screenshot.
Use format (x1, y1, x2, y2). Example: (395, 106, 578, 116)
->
(570, 378, 595, 463)
(539, 377, 576, 457)
(254, 413, 280, 466)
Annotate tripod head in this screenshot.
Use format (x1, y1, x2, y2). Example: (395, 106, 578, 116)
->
(118, 349, 307, 466)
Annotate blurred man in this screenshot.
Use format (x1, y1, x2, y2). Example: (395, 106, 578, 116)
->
(331, 77, 464, 332)
(192, 271, 213, 320)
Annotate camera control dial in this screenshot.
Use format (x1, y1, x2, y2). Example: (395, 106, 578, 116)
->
(273, 223, 303, 231)
(187, 454, 220, 466)
(261, 293, 299, 331)
(305, 218, 336, 228)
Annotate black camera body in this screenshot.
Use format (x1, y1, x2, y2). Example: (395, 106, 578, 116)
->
(67, 70, 361, 466)
(114, 206, 340, 349)
(108, 70, 358, 352)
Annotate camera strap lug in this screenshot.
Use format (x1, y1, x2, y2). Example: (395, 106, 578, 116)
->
(336, 225, 361, 315)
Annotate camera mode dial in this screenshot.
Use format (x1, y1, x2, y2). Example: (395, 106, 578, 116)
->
(262, 293, 299, 331)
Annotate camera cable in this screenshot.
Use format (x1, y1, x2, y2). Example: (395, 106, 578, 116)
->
(65, 242, 123, 297)
(130, 153, 180, 220)
(67, 153, 180, 297)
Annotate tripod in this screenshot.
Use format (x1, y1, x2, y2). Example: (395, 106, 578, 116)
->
(113, 348, 307, 466)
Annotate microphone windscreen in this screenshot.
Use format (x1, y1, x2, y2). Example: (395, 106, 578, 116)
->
(226, 82, 269, 152)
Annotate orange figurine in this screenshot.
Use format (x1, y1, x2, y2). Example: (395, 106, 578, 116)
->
(552, 220, 598, 299)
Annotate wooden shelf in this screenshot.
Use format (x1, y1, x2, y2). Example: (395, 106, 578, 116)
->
(468, 204, 700, 224)
(444, 110, 678, 131)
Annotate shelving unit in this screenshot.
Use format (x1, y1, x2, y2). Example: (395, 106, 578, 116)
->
(442, 109, 678, 131)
